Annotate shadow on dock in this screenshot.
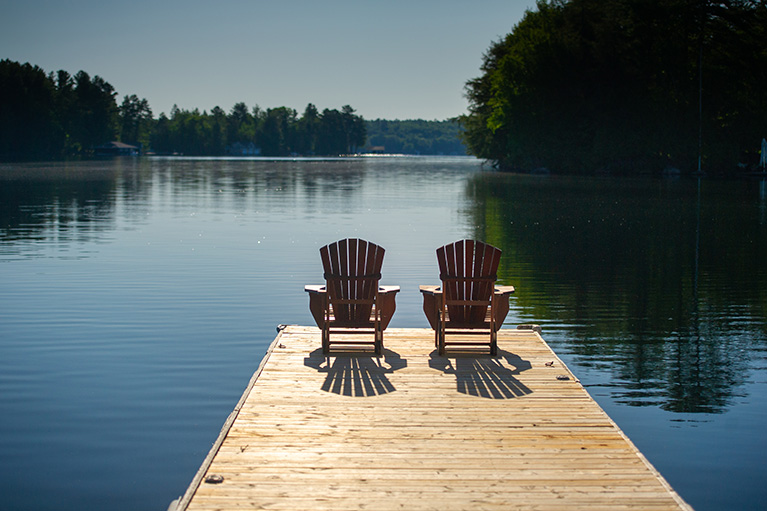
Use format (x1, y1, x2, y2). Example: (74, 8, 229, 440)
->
(428, 350, 533, 399)
(303, 348, 407, 397)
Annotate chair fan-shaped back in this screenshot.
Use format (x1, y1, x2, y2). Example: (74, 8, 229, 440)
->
(437, 240, 501, 325)
(320, 239, 384, 325)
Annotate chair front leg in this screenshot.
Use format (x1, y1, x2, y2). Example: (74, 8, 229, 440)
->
(322, 293, 331, 354)
(438, 293, 447, 355)
(490, 294, 497, 356)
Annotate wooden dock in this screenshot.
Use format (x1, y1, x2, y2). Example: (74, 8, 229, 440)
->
(173, 326, 692, 510)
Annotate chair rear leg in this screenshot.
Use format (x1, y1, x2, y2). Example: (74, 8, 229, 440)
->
(438, 328, 446, 356)
(438, 303, 446, 354)
(322, 327, 330, 354)
(375, 327, 383, 356)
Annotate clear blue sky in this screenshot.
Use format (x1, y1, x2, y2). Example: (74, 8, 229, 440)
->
(1, 1, 533, 120)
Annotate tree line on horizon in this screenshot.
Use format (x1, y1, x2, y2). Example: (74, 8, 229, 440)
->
(460, 0, 767, 175)
(0, 59, 463, 161)
(152, 102, 366, 157)
(0, 59, 365, 159)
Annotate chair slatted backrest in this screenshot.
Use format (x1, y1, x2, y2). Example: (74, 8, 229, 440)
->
(437, 240, 501, 325)
(320, 239, 384, 325)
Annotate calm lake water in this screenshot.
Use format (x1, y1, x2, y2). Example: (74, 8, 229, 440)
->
(1, 157, 765, 511)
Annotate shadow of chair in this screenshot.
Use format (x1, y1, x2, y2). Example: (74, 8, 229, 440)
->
(428, 350, 532, 399)
(304, 348, 407, 397)
(420, 240, 514, 355)
(306, 238, 399, 355)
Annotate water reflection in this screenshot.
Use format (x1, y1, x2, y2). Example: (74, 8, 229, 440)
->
(0, 158, 372, 258)
(0, 163, 118, 256)
(466, 173, 767, 413)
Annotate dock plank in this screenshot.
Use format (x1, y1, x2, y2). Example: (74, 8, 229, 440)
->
(175, 326, 691, 510)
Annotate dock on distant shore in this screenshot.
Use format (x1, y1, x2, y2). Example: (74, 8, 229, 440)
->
(171, 326, 692, 510)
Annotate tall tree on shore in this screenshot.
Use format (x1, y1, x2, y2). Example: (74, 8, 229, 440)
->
(227, 102, 256, 147)
(296, 103, 320, 155)
(208, 106, 227, 155)
(71, 71, 119, 153)
(341, 105, 366, 154)
(260, 107, 297, 156)
(119, 94, 153, 149)
(316, 108, 345, 155)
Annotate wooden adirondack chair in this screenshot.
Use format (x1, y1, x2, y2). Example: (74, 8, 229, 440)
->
(420, 240, 514, 356)
(305, 239, 399, 355)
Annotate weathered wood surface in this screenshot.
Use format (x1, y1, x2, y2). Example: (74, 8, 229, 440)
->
(177, 326, 692, 511)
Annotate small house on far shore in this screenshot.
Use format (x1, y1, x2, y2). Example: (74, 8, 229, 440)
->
(95, 141, 140, 156)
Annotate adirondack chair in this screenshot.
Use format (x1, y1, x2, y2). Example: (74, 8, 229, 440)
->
(420, 240, 514, 356)
(305, 239, 399, 355)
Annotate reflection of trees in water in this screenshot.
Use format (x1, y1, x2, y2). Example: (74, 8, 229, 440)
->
(662, 329, 746, 413)
(0, 158, 372, 256)
(0, 162, 120, 251)
(465, 172, 767, 413)
(145, 158, 369, 219)
(608, 327, 750, 413)
(2, 156, 471, 257)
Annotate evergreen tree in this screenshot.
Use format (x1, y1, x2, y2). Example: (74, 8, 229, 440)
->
(119, 94, 153, 149)
(71, 71, 119, 154)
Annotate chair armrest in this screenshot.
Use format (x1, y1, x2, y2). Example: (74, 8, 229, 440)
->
(305, 285, 326, 329)
(494, 285, 515, 295)
(379, 285, 400, 295)
(420, 285, 441, 330)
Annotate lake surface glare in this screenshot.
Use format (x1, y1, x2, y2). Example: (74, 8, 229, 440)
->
(1, 157, 765, 510)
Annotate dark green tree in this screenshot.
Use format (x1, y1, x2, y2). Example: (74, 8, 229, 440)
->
(0, 60, 62, 160)
(296, 103, 320, 155)
(461, 0, 767, 174)
(71, 71, 119, 154)
(207, 106, 228, 155)
(341, 105, 366, 154)
(119, 94, 153, 149)
(316, 108, 345, 155)
(314, 106, 367, 155)
(260, 107, 297, 156)
(227, 102, 256, 148)
(152, 112, 172, 154)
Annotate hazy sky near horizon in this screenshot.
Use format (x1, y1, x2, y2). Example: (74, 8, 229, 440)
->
(1, 0, 533, 120)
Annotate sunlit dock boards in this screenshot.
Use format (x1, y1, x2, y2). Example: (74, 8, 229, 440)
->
(174, 326, 692, 510)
